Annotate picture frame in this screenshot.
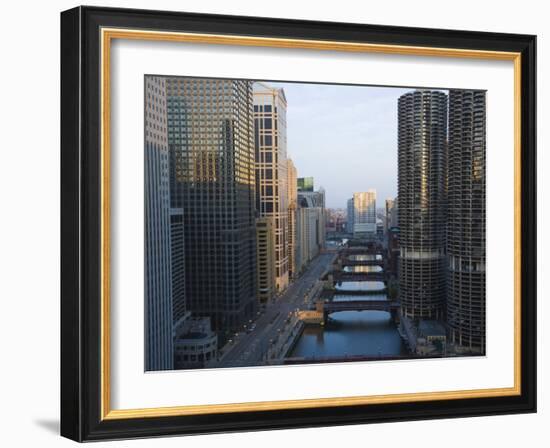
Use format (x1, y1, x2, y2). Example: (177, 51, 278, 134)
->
(60, 5, 537, 442)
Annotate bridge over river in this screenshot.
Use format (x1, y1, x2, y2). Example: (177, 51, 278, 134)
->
(289, 240, 408, 361)
(332, 271, 386, 282)
(319, 298, 400, 323)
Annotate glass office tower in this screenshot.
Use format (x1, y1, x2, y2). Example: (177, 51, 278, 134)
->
(166, 77, 257, 335)
(144, 76, 173, 370)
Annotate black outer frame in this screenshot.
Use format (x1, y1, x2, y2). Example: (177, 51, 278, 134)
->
(60, 5, 537, 442)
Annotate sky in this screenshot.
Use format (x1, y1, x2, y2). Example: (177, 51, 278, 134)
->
(268, 81, 412, 209)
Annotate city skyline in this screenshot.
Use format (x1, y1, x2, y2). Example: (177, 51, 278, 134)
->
(269, 81, 412, 208)
(144, 75, 486, 371)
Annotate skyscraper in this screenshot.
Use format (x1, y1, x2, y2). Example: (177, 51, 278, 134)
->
(166, 77, 257, 334)
(144, 76, 173, 370)
(398, 90, 448, 320)
(253, 82, 289, 292)
(447, 90, 486, 353)
(287, 158, 298, 279)
(352, 190, 377, 236)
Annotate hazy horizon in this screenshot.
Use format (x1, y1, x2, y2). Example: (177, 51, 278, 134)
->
(269, 81, 413, 209)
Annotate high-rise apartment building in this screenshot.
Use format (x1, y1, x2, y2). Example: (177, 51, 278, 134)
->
(352, 190, 377, 236)
(144, 76, 173, 370)
(253, 82, 289, 292)
(297, 177, 314, 192)
(447, 90, 486, 353)
(166, 77, 257, 334)
(398, 90, 448, 320)
(287, 159, 298, 279)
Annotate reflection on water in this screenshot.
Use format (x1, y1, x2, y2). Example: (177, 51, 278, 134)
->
(348, 254, 382, 261)
(333, 293, 388, 302)
(335, 281, 386, 291)
(290, 311, 405, 358)
(343, 265, 383, 273)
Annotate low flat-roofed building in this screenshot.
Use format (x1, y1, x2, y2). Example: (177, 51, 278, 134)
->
(416, 320, 447, 355)
(174, 315, 218, 369)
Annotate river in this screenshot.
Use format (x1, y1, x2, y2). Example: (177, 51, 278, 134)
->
(289, 275, 406, 359)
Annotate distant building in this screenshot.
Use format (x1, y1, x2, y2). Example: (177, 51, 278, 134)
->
(398, 90, 447, 320)
(352, 190, 377, 237)
(255, 216, 277, 303)
(297, 177, 314, 192)
(167, 77, 257, 334)
(296, 190, 326, 272)
(325, 208, 342, 233)
(389, 197, 398, 229)
(385, 198, 395, 234)
(299, 188, 325, 209)
(387, 227, 400, 276)
(254, 82, 289, 293)
(447, 90, 486, 354)
(287, 159, 298, 279)
(346, 198, 354, 234)
(144, 76, 173, 371)
(296, 208, 320, 270)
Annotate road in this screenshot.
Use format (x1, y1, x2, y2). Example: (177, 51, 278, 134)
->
(217, 252, 336, 367)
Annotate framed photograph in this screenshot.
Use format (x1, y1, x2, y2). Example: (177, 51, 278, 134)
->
(60, 6, 537, 441)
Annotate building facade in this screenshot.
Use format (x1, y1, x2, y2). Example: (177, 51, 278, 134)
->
(174, 316, 218, 369)
(398, 90, 448, 320)
(253, 82, 289, 292)
(145, 76, 173, 370)
(347, 198, 354, 234)
(296, 207, 317, 271)
(447, 90, 486, 353)
(166, 77, 257, 335)
(170, 207, 187, 337)
(296, 190, 326, 272)
(255, 216, 277, 303)
(287, 159, 298, 279)
(389, 197, 398, 229)
(385, 198, 395, 234)
(352, 190, 377, 236)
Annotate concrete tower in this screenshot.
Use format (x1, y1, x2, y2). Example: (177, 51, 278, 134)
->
(398, 90, 448, 320)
